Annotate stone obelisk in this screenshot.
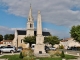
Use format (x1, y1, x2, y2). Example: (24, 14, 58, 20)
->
(34, 11, 46, 55)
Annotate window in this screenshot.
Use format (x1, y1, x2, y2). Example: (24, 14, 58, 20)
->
(39, 51, 42, 54)
(30, 23, 33, 28)
(21, 39, 23, 43)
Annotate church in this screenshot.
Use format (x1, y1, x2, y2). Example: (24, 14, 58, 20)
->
(13, 5, 51, 48)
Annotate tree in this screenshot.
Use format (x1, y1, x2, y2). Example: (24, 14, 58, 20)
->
(19, 52, 23, 59)
(23, 36, 36, 48)
(4, 34, 14, 40)
(60, 51, 65, 58)
(44, 36, 60, 47)
(0, 34, 3, 41)
(70, 25, 80, 43)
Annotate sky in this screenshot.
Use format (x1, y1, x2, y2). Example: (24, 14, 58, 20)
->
(0, 0, 80, 39)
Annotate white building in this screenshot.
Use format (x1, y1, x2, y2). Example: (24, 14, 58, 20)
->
(60, 38, 80, 49)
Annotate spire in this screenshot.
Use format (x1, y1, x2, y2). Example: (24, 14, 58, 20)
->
(38, 10, 40, 14)
(28, 4, 33, 21)
(37, 10, 42, 36)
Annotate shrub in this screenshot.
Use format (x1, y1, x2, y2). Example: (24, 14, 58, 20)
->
(19, 52, 23, 59)
(59, 45, 64, 49)
(54, 50, 61, 56)
(60, 51, 65, 58)
(48, 50, 61, 57)
(21, 48, 34, 59)
(22, 50, 27, 57)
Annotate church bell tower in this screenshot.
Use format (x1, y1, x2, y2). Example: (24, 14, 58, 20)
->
(26, 5, 34, 36)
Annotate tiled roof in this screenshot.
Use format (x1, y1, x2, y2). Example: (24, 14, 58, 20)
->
(3, 40, 13, 42)
(61, 40, 68, 42)
(0, 42, 3, 44)
(60, 38, 73, 42)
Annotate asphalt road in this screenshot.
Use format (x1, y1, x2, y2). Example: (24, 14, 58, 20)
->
(59, 49, 80, 56)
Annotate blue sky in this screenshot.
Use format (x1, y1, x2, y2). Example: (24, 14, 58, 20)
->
(0, 0, 80, 38)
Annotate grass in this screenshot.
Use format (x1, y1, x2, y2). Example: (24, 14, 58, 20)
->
(65, 55, 77, 60)
(37, 55, 78, 60)
(0, 54, 22, 60)
(0, 54, 78, 60)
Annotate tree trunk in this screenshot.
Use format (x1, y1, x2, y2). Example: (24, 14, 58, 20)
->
(52, 44, 54, 47)
(29, 43, 32, 48)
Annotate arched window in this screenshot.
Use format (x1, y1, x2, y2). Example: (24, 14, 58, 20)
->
(30, 23, 33, 28)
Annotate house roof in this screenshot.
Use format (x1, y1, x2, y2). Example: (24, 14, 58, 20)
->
(0, 42, 3, 44)
(17, 30, 51, 36)
(60, 38, 73, 42)
(3, 40, 13, 42)
(61, 40, 68, 42)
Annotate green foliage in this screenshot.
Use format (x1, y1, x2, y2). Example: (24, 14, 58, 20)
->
(60, 51, 65, 58)
(23, 36, 36, 47)
(59, 45, 64, 49)
(44, 36, 60, 47)
(19, 52, 23, 59)
(22, 49, 35, 60)
(0, 54, 77, 60)
(4, 34, 14, 40)
(70, 25, 80, 43)
(0, 34, 3, 41)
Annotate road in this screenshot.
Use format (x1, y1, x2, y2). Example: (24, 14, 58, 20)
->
(59, 49, 80, 56)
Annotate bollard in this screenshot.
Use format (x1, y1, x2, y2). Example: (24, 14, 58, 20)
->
(65, 51, 67, 54)
(36, 59, 40, 60)
(11, 51, 14, 55)
(77, 53, 79, 56)
(62, 58, 66, 60)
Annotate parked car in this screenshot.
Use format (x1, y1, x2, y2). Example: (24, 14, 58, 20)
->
(49, 47, 56, 50)
(0, 46, 16, 53)
(31, 44, 35, 50)
(17, 47, 23, 52)
(67, 47, 78, 50)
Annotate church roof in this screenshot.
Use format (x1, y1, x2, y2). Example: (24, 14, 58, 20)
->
(17, 30, 26, 35)
(17, 30, 51, 36)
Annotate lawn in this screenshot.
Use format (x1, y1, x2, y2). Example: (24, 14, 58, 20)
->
(0, 54, 78, 60)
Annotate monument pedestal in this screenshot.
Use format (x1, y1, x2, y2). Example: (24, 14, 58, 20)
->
(34, 44, 46, 54)
(34, 36, 46, 54)
(34, 36, 50, 57)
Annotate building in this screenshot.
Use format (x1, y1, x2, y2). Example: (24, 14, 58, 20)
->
(0, 40, 13, 47)
(13, 5, 51, 48)
(60, 38, 80, 49)
(3, 40, 13, 46)
(0, 41, 3, 47)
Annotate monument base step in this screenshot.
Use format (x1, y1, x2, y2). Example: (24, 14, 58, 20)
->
(34, 53, 50, 57)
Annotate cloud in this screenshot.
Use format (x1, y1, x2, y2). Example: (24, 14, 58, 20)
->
(0, 0, 80, 38)
(0, 26, 26, 36)
(43, 28, 70, 39)
(0, 26, 14, 36)
(0, 0, 80, 27)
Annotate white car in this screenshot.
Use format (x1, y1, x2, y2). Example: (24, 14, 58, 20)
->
(0, 46, 16, 53)
(49, 47, 56, 50)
